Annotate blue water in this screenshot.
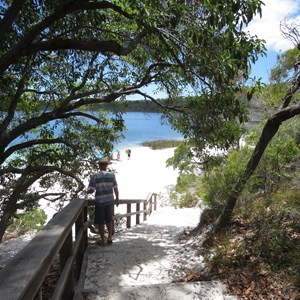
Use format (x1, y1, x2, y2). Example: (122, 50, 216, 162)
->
(115, 112, 182, 149)
(8, 112, 182, 151)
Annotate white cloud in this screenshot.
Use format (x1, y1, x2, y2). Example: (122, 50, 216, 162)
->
(246, 0, 300, 51)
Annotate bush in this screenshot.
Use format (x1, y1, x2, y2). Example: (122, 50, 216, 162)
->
(169, 173, 202, 208)
(248, 138, 300, 196)
(199, 146, 251, 212)
(212, 187, 300, 274)
(169, 190, 199, 208)
(141, 139, 181, 149)
(7, 209, 47, 236)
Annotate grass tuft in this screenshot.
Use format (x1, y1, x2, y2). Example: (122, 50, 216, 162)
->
(141, 139, 181, 150)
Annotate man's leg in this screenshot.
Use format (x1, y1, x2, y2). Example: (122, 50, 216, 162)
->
(98, 224, 105, 242)
(105, 203, 114, 243)
(106, 221, 112, 241)
(95, 205, 106, 244)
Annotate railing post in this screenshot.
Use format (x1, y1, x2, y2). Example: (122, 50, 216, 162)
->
(75, 210, 84, 281)
(126, 203, 131, 228)
(0, 199, 87, 300)
(143, 201, 147, 221)
(149, 195, 153, 215)
(136, 203, 140, 225)
(34, 288, 42, 300)
(59, 231, 74, 300)
(83, 204, 88, 249)
(154, 193, 157, 211)
(112, 204, 115, 234)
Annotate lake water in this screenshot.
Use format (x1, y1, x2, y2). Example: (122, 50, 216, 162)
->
(115, 112, 182, 149)
(8, 112, 182, 151)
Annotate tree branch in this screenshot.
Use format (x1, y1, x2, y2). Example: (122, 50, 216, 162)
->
(33, 193, 66, 202)
(1, 164, 84, 191)
(0, 1, 139, 76)
(282, 71, 300, 108)
(26, 28, 149, 56)
(0, 56, 34, 135)
(24, 165, 84, 192)
(0, 0, 27, 40)
(2, 138, 76, 163)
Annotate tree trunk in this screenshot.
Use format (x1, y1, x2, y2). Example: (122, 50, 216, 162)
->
(213, 105, 300, 233)
(0, 196, 18, 242)
(0, 170, 40, 242)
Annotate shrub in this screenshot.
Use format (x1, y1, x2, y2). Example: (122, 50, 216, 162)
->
(7, 209, 47, 236)
(199, 146, 251, 212)
(169, 190, 199, 208)
(169, 173, 202, 208)
(212, 187, 300, 274)
(141, 139, 181, 149)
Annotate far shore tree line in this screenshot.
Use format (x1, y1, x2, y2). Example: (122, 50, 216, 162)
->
(0, 0, 300, 248)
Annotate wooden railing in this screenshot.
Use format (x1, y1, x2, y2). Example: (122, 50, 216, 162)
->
(0, 193, 157, 300)
(113, 192, 157, 230)
(0, 198, 88, 300)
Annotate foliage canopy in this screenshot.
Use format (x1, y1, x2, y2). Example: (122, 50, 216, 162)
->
(0, 0, 265, 240)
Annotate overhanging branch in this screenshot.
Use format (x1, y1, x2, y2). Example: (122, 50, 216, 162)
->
(2, 138, 76, 163)
(0, 0, 138, 76)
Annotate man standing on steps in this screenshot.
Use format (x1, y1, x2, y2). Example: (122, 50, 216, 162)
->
(87, 157, 119, 246)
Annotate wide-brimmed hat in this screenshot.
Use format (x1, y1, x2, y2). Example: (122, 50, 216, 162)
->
(98, 157, 112, 165)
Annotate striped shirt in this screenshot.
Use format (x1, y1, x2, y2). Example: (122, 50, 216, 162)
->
(88, 171, 118, 206)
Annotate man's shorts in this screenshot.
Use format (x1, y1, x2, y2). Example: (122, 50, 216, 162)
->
(94, 203, 113, 225)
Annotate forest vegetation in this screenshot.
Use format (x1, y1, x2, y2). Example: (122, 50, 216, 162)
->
(166, 47, 300, 299)
(0, 1, 300, 298)
(0, 0, 266, 242)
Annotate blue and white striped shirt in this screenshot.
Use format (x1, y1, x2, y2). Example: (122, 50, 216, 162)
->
(88, 171, 118, 206)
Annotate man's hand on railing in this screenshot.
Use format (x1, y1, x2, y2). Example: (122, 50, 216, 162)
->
(115, 198, 119, 207)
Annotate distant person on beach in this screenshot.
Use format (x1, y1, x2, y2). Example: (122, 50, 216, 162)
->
(125, 149, 131, 159)
(87, 157, 119, 246)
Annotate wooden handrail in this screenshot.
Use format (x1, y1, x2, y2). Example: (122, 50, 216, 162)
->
(113, 193, 157, 230)
(88, 193, 157, 230)
(0, 193, 157, 300)
(0, 198, 88, 300)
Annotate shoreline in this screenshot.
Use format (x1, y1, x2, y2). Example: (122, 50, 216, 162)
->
(38, 146, 179, 223)
(0, 146, 179, 265)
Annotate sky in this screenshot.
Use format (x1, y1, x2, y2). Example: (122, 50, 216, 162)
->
(247, 0, 300, 82)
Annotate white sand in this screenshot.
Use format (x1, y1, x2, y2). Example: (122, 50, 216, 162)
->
(110, 147, 179, 216)
(0, 147, 180, 263)
(38, 146, 179, 222)
(111, 147, 178, 199)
